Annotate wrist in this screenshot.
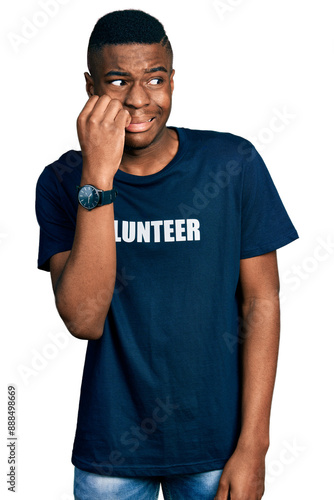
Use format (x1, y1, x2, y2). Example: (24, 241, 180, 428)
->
(81, 162, 116, 190)
(236, 433, 270, 456)
(79, 176, 114, 191)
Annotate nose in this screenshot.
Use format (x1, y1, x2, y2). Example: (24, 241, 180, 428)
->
(124, 82, 150, 109)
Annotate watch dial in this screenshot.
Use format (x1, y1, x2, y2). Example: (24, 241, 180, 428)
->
(78, 185, 99, 210)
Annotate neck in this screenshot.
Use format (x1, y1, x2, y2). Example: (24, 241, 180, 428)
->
(120, 127, 178, 176)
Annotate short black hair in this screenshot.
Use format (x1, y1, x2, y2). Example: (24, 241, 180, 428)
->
(87, 10, 173, 77)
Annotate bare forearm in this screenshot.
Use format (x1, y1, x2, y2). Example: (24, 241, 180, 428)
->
(237, 295, 280, 452)
(55, 175, 117, 340)
(53, 96, 130, 340)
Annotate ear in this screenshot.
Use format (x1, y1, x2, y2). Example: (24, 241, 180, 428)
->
(84, 72, 95, 97)
(170, 69, 175, 94)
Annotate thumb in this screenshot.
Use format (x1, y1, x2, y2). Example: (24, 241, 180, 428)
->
(214, 481, 230, 500)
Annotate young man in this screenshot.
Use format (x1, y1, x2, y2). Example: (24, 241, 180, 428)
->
(36, 9, 298, 500)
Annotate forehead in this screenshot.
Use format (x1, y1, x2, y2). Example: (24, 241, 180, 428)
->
(94, 43, 171, 77)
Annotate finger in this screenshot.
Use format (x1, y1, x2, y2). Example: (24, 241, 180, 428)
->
(87, 95, 121, 121)
(214, 483, 230, 500)
(115, 109, 131, 129)
(78, 95, 99, 119)
(102, 98, 128, 124)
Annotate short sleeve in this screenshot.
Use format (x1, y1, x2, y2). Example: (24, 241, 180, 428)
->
(240, 144, 298, 259)
(35, 167, 75, 271)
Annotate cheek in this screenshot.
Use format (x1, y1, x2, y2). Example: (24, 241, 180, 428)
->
(153, 90, 172, 111)
(100, 86, 115, 97)
(96, 82, 122, 98)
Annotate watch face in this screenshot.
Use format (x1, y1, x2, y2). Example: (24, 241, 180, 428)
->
(78, 185, 100, 210)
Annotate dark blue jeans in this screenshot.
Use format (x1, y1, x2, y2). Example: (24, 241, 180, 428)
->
(74, 466, 224, 500)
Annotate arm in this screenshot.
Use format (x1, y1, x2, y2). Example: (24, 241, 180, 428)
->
(215, 250, 280, 500)
(50, 95, 130, 341)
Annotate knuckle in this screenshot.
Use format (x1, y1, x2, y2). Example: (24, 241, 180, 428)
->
(87, 115, 98, 125)
(101, 120, 112, 129)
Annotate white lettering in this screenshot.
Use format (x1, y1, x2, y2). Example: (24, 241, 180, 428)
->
(164, 220, 175, 242)
(114, 219, 201, 243)
(175, 219, 186, 241)
(122, 221, 136, 243)
(114, 220, 121, 242)
(151, 220, 163, 242)
(137, 221, 150, 243)
(186, 219, 201, 241)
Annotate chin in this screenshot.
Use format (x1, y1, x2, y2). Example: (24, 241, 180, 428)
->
(124, 139, 151, 151)
(124, 132, 160, 151)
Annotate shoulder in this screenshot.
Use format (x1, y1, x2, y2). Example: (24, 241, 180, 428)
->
(37, 150, 82, 188)
(177, 127, 256, 161)
(36, 150, 82, 213)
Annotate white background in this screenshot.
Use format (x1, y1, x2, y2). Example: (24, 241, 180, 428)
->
(1, 0, 333, 498)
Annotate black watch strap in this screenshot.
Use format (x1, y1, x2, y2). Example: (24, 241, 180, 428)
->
(99, 188, 118, 206)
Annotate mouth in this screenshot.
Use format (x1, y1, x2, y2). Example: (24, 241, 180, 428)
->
(125, 117, 155, 133)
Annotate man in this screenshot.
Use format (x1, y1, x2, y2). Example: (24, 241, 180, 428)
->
(35, 9, 298, 500)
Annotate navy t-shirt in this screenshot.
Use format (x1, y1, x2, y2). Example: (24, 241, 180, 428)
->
(36, 127, 298, 477)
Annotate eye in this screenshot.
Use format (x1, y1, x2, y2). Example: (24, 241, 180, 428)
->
(107, 79, 126, 86)
(149, 78, 163, 86)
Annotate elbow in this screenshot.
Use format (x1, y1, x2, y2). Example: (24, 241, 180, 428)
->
(65, 321, 104, 341)
(55, 296, 105, 341)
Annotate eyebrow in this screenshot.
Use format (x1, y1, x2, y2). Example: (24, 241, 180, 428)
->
(145, 66, 168, 74)
(104, 66, 168, 78)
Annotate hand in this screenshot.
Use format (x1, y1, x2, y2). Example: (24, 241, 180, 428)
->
(77, 95, 131, 185)
(214, 445, 266, 500)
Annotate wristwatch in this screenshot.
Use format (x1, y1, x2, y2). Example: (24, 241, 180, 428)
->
(77, 184, 118, 211)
